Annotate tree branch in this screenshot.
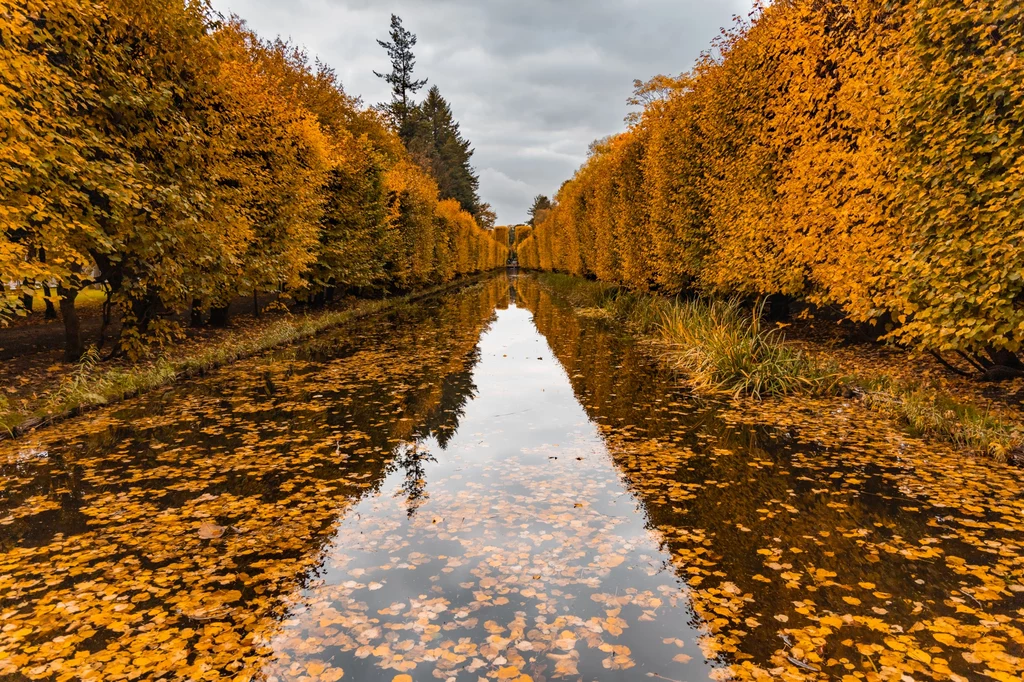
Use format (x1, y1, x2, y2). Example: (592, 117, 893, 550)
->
(929, 350, 972, 377)
(956, 350, 988, 372)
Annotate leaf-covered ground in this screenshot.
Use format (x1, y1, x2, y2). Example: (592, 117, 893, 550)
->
(784, 321, 1024, 428)
(1, 275, 1022, 681)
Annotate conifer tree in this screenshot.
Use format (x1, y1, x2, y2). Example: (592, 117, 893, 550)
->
(373, 14, 427, 138)
(406, 86, 481, 218)
(528, 195, 552, 226)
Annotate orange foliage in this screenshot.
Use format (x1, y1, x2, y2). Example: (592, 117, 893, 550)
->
(0, 0, 507, 351)
(521, 0, 1024, 357)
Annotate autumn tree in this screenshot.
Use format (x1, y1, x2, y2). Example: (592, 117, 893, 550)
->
(207, 26, 335, 325)
(1, 0, 244, 359)
(0, 0, 101, 332)
(887, 0, 1024, 370)
(1, 1, 507, 361)
(518, 0, 1024, 375)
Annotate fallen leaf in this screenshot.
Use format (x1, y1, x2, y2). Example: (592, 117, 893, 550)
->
(198, 521, 225, 539)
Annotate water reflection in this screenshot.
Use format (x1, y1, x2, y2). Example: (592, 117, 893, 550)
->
(0, 279, 510, 680)
(394, 441, 436, 518)
(0, 274, 1021, 682)
(262, 299, 719, 681)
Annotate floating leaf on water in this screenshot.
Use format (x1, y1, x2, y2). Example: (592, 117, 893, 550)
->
(197, 521, 225, 539)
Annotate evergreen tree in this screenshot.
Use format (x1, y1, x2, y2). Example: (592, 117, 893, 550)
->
(373, 14, 427, 136)
(407, 85, 481, 217)
(528, 195, 552, 226)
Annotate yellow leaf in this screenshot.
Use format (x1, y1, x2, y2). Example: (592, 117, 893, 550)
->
(495, 666, 521, 679)
(198, 522, 225, 539)
(820, 615, 843, 629)
(599, 554, 625, 568)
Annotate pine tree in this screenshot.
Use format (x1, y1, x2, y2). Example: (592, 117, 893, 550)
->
(528, 195, 552, 226)
(407, 86, 481, 218)
(373, 14, 427, 137)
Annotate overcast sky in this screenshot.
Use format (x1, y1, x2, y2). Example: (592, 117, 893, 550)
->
(210, 0, 753, 225)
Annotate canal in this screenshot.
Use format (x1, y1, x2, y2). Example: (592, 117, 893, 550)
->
(1, 274, 1021, 681)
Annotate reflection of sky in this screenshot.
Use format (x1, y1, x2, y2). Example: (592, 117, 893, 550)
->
(436, 303, 589, 466)
(5, 275, 1021, 681)
(265, 301, 720, 681)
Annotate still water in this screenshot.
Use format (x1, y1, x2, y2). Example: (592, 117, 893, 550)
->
(1, 274, 1022, 682)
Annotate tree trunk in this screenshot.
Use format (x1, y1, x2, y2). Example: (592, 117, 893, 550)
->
(978, 347, 1024, 380)
(128, 290, 160, 339)
(59, 286, 83, 362)
(986, 347, 1024, 370)
(253, 289, 259, 318)
(765, 294, 791, 323)
(42, 284, 57, 319)
(22, 291, 33, 313)
(209, 305, 230, 328)
(190, 299, 204, 328)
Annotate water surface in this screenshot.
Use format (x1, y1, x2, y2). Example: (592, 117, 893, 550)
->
(1, 274, 1022, 682)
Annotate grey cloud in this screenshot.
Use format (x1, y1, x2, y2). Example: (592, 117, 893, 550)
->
(211, 0, 752, 224)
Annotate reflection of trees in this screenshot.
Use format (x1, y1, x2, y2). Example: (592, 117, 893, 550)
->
(422, 357, 478, 449)
(0, 275, 511, 680)
(513, 275, 1017, 680)
(394, 441, 436, 517)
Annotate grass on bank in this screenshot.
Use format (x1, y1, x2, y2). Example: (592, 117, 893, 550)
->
(855, 377, 1023, 459)
(0, 279, 472, 439)
(658, 298, 842, 399)
(536, 273, 1023, 459)
(1, 300, 387, 438)
(539, 273, 838, 398)
(538, 274, 665, 334)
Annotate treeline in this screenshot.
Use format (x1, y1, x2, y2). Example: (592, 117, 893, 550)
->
(375, 13, 495, 228)
(519, 0, 1024, 373)
(0, 1, 507, 359)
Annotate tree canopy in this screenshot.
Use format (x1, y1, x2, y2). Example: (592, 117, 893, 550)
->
(406, 86, 482, 218)
(373, 13, 428, 137)
(518, 0, 1024, 368)
(0, 1, 507, 360)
